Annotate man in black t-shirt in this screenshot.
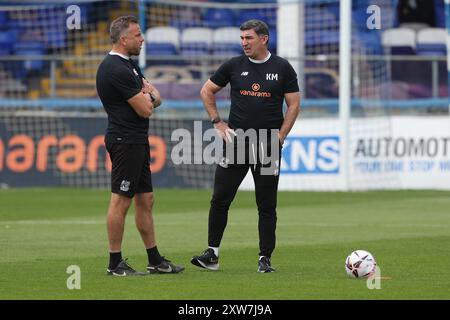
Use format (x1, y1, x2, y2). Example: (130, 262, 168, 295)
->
(96, 15, 183, 276)
(191, 20, 300, 273)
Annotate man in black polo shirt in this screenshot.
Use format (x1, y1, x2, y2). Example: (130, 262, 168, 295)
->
(191, 19, 300, 273)
(96, 15, 183, 276)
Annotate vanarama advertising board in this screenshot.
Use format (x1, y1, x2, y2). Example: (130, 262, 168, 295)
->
(1, 115, 449, 190)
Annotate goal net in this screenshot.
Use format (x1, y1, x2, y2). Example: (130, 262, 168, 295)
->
(1, 0, 435, 190)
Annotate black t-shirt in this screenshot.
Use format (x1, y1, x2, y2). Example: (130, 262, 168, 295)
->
(96, 54, 147, 144)
(210, 54, 299, 130)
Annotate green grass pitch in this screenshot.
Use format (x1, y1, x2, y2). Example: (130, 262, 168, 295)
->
(0, 188, 449, 300)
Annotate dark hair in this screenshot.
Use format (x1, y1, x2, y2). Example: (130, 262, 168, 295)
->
(110, 15, 139, 44)
(239, 19, 269, 37)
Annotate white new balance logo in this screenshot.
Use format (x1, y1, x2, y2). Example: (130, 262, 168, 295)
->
(241, 71, 248, 76)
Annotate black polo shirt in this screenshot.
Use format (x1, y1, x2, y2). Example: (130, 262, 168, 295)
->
(96, 54, 148, 144)
(210, 54, 299, 130)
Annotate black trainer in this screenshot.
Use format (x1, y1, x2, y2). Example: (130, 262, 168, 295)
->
(257, 256, 275, 273)
(191, 248, 219, 271)
(147, 257, 184, 274)
(107, 259, 147, 276)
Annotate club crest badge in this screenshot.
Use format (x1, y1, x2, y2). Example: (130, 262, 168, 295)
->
(120, 180, 130, 192)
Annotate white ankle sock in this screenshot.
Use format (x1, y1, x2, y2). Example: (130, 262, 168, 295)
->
(209, 246, 219, 257)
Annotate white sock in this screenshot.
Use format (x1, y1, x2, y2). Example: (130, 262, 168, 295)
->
(209, 246, 219, 257)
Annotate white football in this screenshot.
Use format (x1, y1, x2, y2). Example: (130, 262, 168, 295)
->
(345, 250, 376, 278)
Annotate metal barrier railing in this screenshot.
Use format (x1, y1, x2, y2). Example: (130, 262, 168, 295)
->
(0, 54, 448, 114)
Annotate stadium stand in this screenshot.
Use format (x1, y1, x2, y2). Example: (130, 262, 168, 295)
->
(0, 0, 447, 107)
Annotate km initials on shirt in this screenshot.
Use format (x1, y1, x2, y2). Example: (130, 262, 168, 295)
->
(266, 73, 278, 81)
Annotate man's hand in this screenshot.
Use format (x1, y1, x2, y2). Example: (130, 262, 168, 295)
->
(142, 79, 161, 108)
(141, 78, 153, 94)
(278, 91, 300, 147)
(214, 121, 236, 143)
(278, 132, 286, 146)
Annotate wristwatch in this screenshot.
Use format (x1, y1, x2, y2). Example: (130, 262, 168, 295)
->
(211, 117, 221, 124)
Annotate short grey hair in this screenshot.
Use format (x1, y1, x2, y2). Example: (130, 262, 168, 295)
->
(110, 15, 139, 44)
(240, 19, 269, 37)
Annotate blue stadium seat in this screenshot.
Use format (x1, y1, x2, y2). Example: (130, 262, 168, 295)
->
(212, 27, 241, 56)
(170, 19, 203, 29)
(416, 28, 447, 56)
(212, 43, 242, 56)
(0, 30, 17, 55)
(13, 41, 45, 51)
(145, 26, 180, 65)
(0, 48, 11, 55)
(262, 8, 277, 28)
(305, 7, 339, 31)
(13, 41, 46, 71)
(324, 2, 339, 17)
(180, 42, 210, 56)
(382, 28, 416, 55)
(170, 6, 203, 29)
(204, 8, 235, 28)
(305, 30, 339, 47)
(45, 30, 67, 50)
(268, 28, 276, 53)
(236, 9, 266, 26)
(417, 43, 447, 56)
(145, 26, 180, 55)
(235, 8, 276, 34)
(435, 0, 445, 28)
(1, 58, 28, 79)
(0, 11, 8, 29)
(356, 31, 382, 55)
(146, 43, 178, 56)
(180, 27, 213, 56)
(235, 0, 276, 2)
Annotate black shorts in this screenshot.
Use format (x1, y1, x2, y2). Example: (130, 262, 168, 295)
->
(106, 143, 153, 198)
